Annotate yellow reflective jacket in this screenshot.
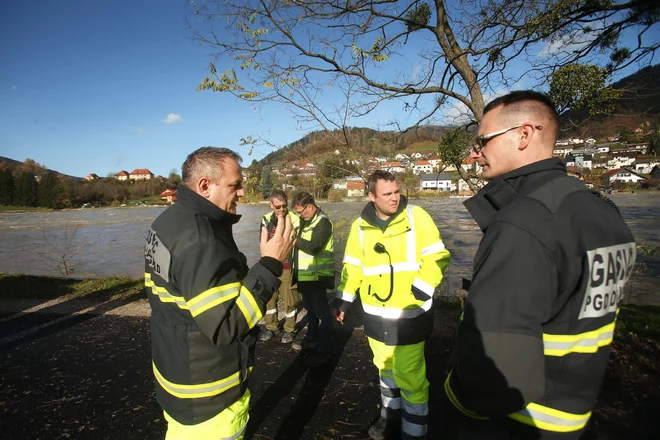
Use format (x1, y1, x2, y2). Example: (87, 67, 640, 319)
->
(295, 208, 335, 282)
(337, 197, 450, 345)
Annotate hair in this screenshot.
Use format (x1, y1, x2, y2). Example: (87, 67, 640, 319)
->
(367, 170, 396, 195)
(291, 191, 315, 208)
(181, 147, 242, 187)
(269, 189, 288, 204)
(483, 90, 560, 141)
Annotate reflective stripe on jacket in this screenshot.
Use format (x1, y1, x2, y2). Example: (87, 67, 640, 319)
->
(337, 200, 450, 345)
(445, 159, 636, 438)
(145, 184, 281, 425)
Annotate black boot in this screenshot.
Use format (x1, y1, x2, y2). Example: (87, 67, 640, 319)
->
(368, 417, 401, 440)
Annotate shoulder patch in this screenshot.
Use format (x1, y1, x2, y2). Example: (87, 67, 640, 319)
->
(145, 228, 172, 282)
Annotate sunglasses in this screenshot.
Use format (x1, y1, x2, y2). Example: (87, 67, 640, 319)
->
(473, 124, 543, 154)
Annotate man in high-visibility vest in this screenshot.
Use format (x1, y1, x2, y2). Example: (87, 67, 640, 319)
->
(259, 190, 301, 344)
(145, 147, 296, 440)
(334, 171, 451, 440)
(290, 191, 336, 367)
(444, 91, 636, 439)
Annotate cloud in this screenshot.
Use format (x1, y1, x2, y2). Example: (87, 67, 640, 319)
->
(162, 113, 182, 124)
(136, 127, 146, 135)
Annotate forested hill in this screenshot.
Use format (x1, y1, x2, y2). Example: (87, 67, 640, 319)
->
(258, 125, 450, 167)
(0, 156, 81, 180)
(259, 65, 660, 167)
(560, 64, 660, 138)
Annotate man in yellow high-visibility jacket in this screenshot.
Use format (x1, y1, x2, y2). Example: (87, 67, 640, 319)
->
(334, 170, 451, 440)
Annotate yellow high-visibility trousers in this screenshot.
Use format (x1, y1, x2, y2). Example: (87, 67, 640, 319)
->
(368, 338, 429, 439)
(164, 389, 250, 440)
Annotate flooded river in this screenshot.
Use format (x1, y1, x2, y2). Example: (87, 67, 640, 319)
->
(0, 194, 658, 300)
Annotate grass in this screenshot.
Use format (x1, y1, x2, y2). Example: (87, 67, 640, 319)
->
(616, 305, 660, 343)
(405, 141, 438, 153)
(0, 273, 145, 301)
(0, 206, 53, 212)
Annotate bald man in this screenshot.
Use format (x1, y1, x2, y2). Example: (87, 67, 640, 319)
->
(443, 91, 636, 440)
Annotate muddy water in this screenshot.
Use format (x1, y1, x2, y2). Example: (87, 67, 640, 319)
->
(0, 194, 658, 300)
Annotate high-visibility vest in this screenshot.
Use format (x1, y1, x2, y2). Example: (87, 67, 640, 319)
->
(338, 204, 450, 345)
(297, 209, 335, 282)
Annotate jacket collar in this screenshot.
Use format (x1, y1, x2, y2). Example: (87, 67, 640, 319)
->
(464, 158, 566, 231)
(175, 184, 242, 225)
(360, 195, 409, 229)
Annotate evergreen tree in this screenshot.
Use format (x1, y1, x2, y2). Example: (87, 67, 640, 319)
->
(0, 168, 15, 205)
(259, 166, 274, 199)
(16, 172, 38, 207)
(37, 173, 63, 208)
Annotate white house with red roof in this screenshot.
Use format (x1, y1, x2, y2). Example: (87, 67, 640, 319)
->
(601, 168, 645, 186)
(129, 168, 154, 181)
(413, 160, 433, 175)
(115, 170, 129, 181)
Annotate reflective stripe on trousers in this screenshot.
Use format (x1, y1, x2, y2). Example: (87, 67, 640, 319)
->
(368, 338, 429, 438)
(380, 370, 401, 419)
(164, 389, 251, 440)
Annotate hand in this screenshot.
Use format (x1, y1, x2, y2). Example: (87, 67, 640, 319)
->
(332, 308, 345, 324)
(260, 212, 296, 263)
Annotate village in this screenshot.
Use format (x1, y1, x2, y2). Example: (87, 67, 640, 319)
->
(84, 131, 659, 205)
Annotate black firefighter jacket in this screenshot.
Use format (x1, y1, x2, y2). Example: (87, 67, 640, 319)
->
(445, 158, 636, 439)
(145, 184, 282, 425)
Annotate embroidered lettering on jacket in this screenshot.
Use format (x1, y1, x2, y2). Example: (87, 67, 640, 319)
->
(145, 228, 171, 282)
(579, 242, 636, 319)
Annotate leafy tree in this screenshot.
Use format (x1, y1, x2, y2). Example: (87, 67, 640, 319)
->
(192, 0, 657, 123)
(0, 167, 15, 205)
(259, 166, 274, 199)
(168, 168, 182, 188)
(438, 128, 481, 191)
(191, 1, 657, 191)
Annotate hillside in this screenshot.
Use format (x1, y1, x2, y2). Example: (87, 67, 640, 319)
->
(260, 65, 660, 167)
(560, 64, 660, 138)
(0, 156, 81, 180)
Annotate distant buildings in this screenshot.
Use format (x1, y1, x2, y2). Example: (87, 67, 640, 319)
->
(420, 173, 452, 191)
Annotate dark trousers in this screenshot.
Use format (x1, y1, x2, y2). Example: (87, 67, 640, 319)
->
(298, 280, 333, 355)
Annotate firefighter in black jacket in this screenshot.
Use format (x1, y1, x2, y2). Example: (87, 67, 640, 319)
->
(444, 91, 636, 439)
(144, 147, 296, 440)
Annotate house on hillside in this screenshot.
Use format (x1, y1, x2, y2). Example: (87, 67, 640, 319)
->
(601, 168, 645, 186)
(413, 160, 433, 175)
(115, 170, 129, 181)
(395, 153, 409, 161)
(346, 180, 366, 197)
(553, 145, 574, 157)
(634, 157, 660, 174)
(420, 173, 452, 191)
(566, 154, 593, 169)
(461, 158, 481, 173)
(427, 155, 443, 169)
(129, 168, 154, 181)
(380, 161, 406, 173)
(607, 151, 638, 169)
(160, 189, 177, 204)
(85, 173, 99, 181)
(596, 144, 610, 153)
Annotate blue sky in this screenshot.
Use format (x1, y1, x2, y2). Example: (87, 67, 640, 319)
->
(1, 1, 653, 178)
(1, 0, 307, 178)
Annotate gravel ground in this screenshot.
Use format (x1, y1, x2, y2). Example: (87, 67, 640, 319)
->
(0, 294, 658, 439)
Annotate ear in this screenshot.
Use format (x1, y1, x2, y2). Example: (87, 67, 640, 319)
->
(368, 192, 376, 203)
(518, 124, 535, 151)
(197, 177, 212, 198)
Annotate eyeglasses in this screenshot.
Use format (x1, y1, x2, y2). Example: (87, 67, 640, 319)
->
(272, 204, 287, 210)
(472, 124, 543, 154)
(294, 205, 309, 216)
